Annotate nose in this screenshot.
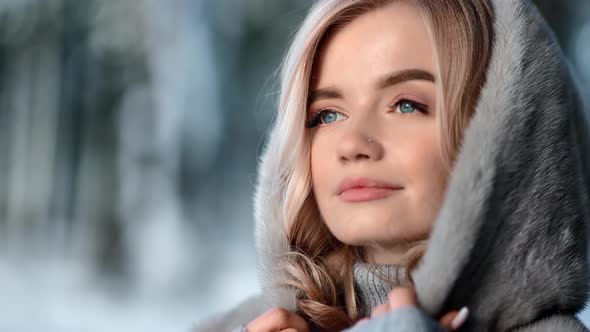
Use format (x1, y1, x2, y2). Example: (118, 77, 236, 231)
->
(337, 132, 384, 163)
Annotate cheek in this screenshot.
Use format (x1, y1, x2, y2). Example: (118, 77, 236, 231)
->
(310, 133, 339, 205)
(403, 133, 448, 200)
(310, 136, 328, 190)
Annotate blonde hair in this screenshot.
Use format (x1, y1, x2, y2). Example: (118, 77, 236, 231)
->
(269, 0, 495, 330)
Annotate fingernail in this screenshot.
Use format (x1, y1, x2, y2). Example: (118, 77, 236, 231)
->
(451, 306, 469, 330)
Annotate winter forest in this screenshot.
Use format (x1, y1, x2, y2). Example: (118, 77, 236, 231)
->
(0, 0, 589, 331)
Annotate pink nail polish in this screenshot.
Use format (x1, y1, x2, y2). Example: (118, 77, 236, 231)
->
(451, 307, 469, 330)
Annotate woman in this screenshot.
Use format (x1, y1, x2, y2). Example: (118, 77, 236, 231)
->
(193, 0, 590, 331)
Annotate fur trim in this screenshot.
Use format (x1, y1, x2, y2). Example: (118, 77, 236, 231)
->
(412, 1, 590, 331)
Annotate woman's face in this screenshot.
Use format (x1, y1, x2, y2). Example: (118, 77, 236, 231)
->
(308, 1, 448, 263)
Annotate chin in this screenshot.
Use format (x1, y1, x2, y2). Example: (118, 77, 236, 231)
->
(326, 213, 431, 247)
(328, 215, 397, 245)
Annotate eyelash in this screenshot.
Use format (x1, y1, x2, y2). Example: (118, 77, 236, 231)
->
(305, 98, 429, 129)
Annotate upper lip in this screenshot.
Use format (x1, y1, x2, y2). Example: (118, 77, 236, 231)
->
(337, 177, 403, 195)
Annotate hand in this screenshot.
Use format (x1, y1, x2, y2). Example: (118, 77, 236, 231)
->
(246, 307, 310, 332)
(353, 287, 469, 331)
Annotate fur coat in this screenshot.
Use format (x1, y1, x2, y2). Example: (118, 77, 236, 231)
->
(193, 0, 590, 331)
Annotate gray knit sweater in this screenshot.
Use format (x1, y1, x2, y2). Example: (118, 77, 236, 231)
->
(353, 262, 410, 318)
(231, 264, 444, 332)
(342, 263, 444, 332)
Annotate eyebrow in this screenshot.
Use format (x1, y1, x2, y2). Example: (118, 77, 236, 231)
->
(308, 69, 435, 103)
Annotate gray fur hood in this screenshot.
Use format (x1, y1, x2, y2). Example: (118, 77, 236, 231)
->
(193, 0, 590, 331)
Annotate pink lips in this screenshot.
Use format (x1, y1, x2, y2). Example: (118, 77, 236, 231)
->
(337, 177, 403, 203)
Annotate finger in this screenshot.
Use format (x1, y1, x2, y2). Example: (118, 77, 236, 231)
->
(283, 312, 309, 332)
(246, 308, 286, 331)
(387, 287, 417, 310)
(371, 303, 390, 318)
(247, 308, 310, 332)
(438, 311, 459, 331)
(450, 307, 469, 330)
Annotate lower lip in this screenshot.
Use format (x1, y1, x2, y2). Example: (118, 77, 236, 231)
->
(339, 187, 401, 202)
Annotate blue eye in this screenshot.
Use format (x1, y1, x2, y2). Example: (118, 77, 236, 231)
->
(320, 110, 342, 123)
(305, 110, 348, 128)
(399, 101, 416, 113)
(394, 99, 428, 115)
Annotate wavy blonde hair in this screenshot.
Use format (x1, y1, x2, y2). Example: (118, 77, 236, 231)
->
(269, 0, 495, 330)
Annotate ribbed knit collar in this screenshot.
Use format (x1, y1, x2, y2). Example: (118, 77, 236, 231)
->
(353, 262, 409, 317)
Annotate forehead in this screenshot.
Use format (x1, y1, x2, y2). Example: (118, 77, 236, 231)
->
(311, 1, 435, 89)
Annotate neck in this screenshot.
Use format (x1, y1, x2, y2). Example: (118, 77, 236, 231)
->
(363, 241, 413, 264)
